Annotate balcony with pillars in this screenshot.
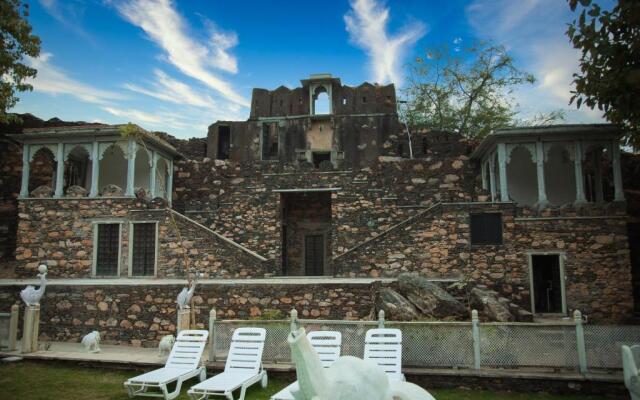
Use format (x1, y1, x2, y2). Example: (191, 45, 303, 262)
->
(9, 125, 180, 204)
(471, 125, 625, 208)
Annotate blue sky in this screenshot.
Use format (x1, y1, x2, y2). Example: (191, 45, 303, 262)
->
(13, 0, 607, 138)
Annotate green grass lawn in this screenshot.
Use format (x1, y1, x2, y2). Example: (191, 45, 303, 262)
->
(0, 361, 609, 400)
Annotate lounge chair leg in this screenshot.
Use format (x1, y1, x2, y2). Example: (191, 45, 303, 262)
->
(238, 384, 248, 400)
(261, 372, 268, 388)
(199, 367, 207, 381)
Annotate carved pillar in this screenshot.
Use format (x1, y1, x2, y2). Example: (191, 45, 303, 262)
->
(89, 141, 99, 197)
(150, 151, 158, 198)
(481, 161, 487, 190)
(54, 143, 64, 197)
(535, 141, 548, 207)
(497, 143, 509, 202)
(612, 140, 625, 201)
(489, 156, 496, 202)
(20, 144, 30, 198)
(125, 139, 137, 196)
(574, 141, 587, 204)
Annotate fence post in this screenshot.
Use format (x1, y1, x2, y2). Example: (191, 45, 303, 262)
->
(290, 309, 298, 332)
(574, 310, 588, 374)
(9, 304, 19, 351)
(21, 304, 39, 353)
(472, 309, 481, 370)
(378, 310, 385, 328)
(208, 308, 216, 363)
(177, 308, 190, 333)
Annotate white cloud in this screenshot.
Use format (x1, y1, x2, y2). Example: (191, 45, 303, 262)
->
(114, 0, 249, 107)
(124, 69, 217, 109)
(465, 0, 604, 123)
(26, 53, 124, 105)
(344, 0, 426, 86)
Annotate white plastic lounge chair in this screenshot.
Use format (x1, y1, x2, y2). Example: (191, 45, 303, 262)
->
(124, 329, 209, 400)
(188, 327, 267, 400)
(364, 328, 405, 382)
(623, 344, 640, 400)
(270, 330, 342, 400)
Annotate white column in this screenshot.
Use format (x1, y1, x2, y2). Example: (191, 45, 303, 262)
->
(167, 159, 174, 206)
(489, 156, 496, 202)
(20, 144, 30, 198)
(150, 151, 157, 198)
(497, 143, 509, 202)
(54, 143, 64, 198)
(574, 141, 587, 204)
(612, 140, 625, 202)
(125, 139, 137, 196)
(89, 141, 99, 197)
(535, 141, 548, 207)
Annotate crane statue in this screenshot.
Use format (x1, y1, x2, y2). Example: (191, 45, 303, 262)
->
(288, 327, 435, 400)
(20, 265, 48, 306)
(176, 272, 200, 310)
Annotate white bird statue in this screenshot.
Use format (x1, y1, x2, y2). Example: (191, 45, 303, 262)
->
(176, 273, 200, 310)
(20, 265, 48, 306)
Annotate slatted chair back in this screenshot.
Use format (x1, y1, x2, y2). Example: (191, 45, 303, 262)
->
(165, 330, 209, 370)
(223, 327, 267, 376)
(364, 328, 403, 376)
(623, 345, 640, 390)
(308, 331, 342, 368)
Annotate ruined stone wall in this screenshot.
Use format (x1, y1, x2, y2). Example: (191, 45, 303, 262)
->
(335, 202, 633, 323)
(0, 281, 377, 345)
(14, 198, 269, 278)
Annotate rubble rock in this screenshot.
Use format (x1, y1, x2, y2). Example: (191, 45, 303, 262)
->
(397, 273, 467, 319)
(66, 185, 88, 197)
(30, 185, 53, 198)
(377, 287, 420, 321)
(470, 287, 515, 322)
(101, 184, 124, 197)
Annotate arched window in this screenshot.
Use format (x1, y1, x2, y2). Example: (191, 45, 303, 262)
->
(544, 144, 576, 205)
(28, 147, 56, 195)
(506, 146, 538, 206)
(134, 147, 151, 193)
(98, 144, 127, 194)
(313, 86, 330, 115)
(64, 145, 91, 194)
(583, 145, 613, 202)
(155, 158, 169, 199)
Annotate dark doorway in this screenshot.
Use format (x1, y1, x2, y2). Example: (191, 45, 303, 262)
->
(531, 254, 564, 314)
(312, 152, 330, 168)
(305, 234, 325, 276)
(217, 126, 230, 160)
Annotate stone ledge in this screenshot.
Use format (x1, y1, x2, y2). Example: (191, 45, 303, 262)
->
(0, 277, 399, 286)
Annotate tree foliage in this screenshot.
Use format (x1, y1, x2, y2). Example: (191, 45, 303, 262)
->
(404, 43, 546, 139)
(0, 0, 41, 122)
(567, 0, 640, 150)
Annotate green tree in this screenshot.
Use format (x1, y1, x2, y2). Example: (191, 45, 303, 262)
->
(567, 0, 640, 150)
(404, 43, 545, 139)
(0, 0, 41, 122)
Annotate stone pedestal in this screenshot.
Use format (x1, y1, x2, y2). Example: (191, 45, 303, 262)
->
(9, 304, 19, 351)
(21, 304, 40, 353)
(177, 308, 190, 333)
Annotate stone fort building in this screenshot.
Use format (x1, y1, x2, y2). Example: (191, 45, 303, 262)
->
(0, 74, 638, 345)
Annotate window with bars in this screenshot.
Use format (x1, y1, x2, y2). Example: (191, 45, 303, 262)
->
(304, 234, 325, 276)
(131, 223, 156, 276)
(95, 223, 120, 276)
(470, 213, 503, 245)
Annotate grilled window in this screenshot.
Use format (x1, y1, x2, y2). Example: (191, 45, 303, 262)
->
(131, 223, 156, 276)
(470, 213, 503, 245)
(95, 224, 120, 276)
(305, 234, 325, 276)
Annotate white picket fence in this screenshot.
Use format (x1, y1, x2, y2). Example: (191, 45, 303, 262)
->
(206, 310, 640, 372)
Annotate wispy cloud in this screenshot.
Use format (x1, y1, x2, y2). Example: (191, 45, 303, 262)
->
(39, 0, 94, 42)
(26, 53, 123, 105)
(123, 69, 217, 109)
(344, 0, 426, 86)
(465, 0, 604, 123)
(114, 0, 249, 107)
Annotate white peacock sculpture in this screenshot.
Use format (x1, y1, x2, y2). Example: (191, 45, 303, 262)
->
(176, 273, 200, 310)
(20, 264, 48, 306)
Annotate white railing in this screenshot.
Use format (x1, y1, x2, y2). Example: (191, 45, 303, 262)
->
(0, 305, 19, 351)
(207, 309, 640, 372)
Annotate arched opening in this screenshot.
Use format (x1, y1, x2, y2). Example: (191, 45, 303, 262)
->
(134, 147, 151, 194)
(313, 86, 330, 115)
(98, 144, 127, 194)
(155, 158, 169, 199)
(544, 144, 576, 205)
(64, 145, 91, 195)
(583, 145, 614, 202)
(28, 147, 56, 196)
(506, 146, 538, 206)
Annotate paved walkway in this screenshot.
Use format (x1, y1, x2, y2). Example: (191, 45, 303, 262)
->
(0, 341, 624, 382)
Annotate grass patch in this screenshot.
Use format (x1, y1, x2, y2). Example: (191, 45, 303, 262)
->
(0, 361, 608, 400)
